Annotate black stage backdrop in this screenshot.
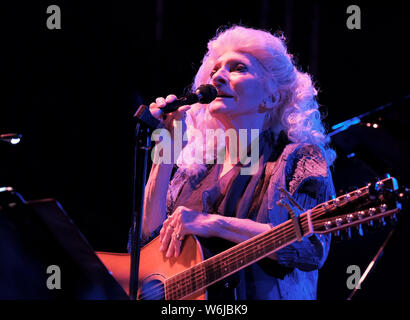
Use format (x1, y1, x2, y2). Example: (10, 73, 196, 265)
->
(1, 1, 409, 300)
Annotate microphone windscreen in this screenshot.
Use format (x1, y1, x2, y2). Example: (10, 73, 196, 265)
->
(197, 84, 217, 104)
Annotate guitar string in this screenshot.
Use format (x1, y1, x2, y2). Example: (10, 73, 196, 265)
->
(139, 220, 296, 300)
(139, 191, 369, 299)
(161, 190, 369, 298)
(139, 201, 353, 300)
(140, 222, 296, 300)
(164, 215, 316, 299)
(140, 219, 301, 300)
(140, 204, 357, 300)
(139, 220, 295, 299)
(164, 204, 340, 299)
(140, 212, 364, 300)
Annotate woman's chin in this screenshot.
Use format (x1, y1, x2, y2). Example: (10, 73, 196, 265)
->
(208, 101, 229, 116)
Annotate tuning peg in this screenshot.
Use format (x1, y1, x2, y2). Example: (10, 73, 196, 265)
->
(368, 207, 377, 216)
(357, 210, 366, 220)
(347, 214, 355, 223)
(346, 228, 352, 239)
(332, 230, 342, 241)
(357, 224, 364, 236)
(335, 218, 343, 227)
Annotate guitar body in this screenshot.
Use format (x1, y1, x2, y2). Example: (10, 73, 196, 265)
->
(96, 235, 207, 300)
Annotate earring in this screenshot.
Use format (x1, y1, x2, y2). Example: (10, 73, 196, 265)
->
(258, 99, 270, 114)
(263, 100, 267, 108)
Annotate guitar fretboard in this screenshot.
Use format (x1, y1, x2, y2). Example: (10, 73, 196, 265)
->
(164, 214, 310, 300)
(164, 181, 376, 300)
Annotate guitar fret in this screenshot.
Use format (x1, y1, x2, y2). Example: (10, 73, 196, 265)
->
(203, 220, 296, 279)
(166, 262, 207, 300)
(165, 219, 299, 299)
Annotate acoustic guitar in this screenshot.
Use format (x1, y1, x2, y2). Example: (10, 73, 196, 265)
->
(97, 176, 402, 300)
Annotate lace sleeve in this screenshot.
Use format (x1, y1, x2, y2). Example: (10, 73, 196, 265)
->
(274, 144, 335, 271)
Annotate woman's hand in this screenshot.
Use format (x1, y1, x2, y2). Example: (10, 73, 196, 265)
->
(149, 94, 191, 164)
(159, 206, 218, 258)
(149, 94, 191, 141)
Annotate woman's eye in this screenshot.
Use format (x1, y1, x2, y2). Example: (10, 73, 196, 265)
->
(233, 64, 247, 72)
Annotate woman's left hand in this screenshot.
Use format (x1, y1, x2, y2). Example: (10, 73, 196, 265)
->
(159, 206, 218, 258)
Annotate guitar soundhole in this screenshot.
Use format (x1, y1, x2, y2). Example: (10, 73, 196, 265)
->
(138, 278, 165, 300)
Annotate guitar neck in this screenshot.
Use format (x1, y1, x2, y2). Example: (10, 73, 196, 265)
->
(158, 176, 398, 300)
(163, 177, 392, 300)
(164, 213, 311, 300)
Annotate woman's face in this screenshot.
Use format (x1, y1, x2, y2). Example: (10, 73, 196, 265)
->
(208, 51, 270, 119)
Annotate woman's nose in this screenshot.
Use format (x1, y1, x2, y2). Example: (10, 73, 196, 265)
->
(211, 68, 228, 86)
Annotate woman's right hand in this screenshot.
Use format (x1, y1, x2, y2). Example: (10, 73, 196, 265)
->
(149, 94, 192, 165)
(149, 94, 191, 141)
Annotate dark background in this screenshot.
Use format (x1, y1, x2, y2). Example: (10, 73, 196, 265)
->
(1, 1, 409, 299)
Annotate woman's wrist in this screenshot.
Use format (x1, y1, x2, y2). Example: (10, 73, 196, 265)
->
(210, 214, 271, 243)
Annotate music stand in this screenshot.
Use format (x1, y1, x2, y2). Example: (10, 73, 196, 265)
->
(0, 188, 128, 299)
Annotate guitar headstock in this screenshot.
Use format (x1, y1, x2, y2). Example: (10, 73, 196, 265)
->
(311, 176, 402, 236)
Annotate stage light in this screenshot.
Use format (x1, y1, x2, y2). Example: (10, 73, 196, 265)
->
(0, 133, 22, 145)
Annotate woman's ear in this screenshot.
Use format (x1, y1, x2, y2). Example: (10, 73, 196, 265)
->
(258, 98, 272, 113)
(270, 91, 281, 107)
(260, 94, 279, 111)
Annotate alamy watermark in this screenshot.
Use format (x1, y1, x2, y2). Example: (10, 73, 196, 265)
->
(346, 265, 361, 290)
(151, 122, 260, 175)
(46, 265, 61, 290)
(46, 5, 61, 30)
(346, 5, 361, 30)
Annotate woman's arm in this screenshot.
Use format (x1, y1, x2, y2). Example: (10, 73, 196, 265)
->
(141, 163, 174, 239)
(159, 206, 277, 259)
(140, 94, 191, 241)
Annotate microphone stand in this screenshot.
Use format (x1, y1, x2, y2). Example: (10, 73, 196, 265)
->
(328, 93, 409, 137)
(129, 105, 161, 300)
(346, 187, 408, 300)
(127, 85, 215, 299)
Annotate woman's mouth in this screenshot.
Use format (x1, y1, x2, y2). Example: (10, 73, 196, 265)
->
(216, 93, 234, 99)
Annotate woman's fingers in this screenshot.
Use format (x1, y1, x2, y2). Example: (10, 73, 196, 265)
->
(159, 224, 175, 252)
(159, 217, 170, 242)
(173, 225, 184, 257)
(149, 102, 163, 120)
(155, 97, 166, 107)
(166, 229, 184, 258)
(149, 94, 190, 133)
(159, 211, 186, 258)
(165, 234, 177, 258)
(165, 94, 177, 104)
(173, 105, 190, 121)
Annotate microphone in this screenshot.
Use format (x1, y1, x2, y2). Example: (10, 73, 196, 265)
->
(159, 84, 217, 115)
(134, 84, 217, 130)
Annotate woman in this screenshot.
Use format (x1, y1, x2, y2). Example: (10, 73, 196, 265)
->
(138, 25, 336, 300)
